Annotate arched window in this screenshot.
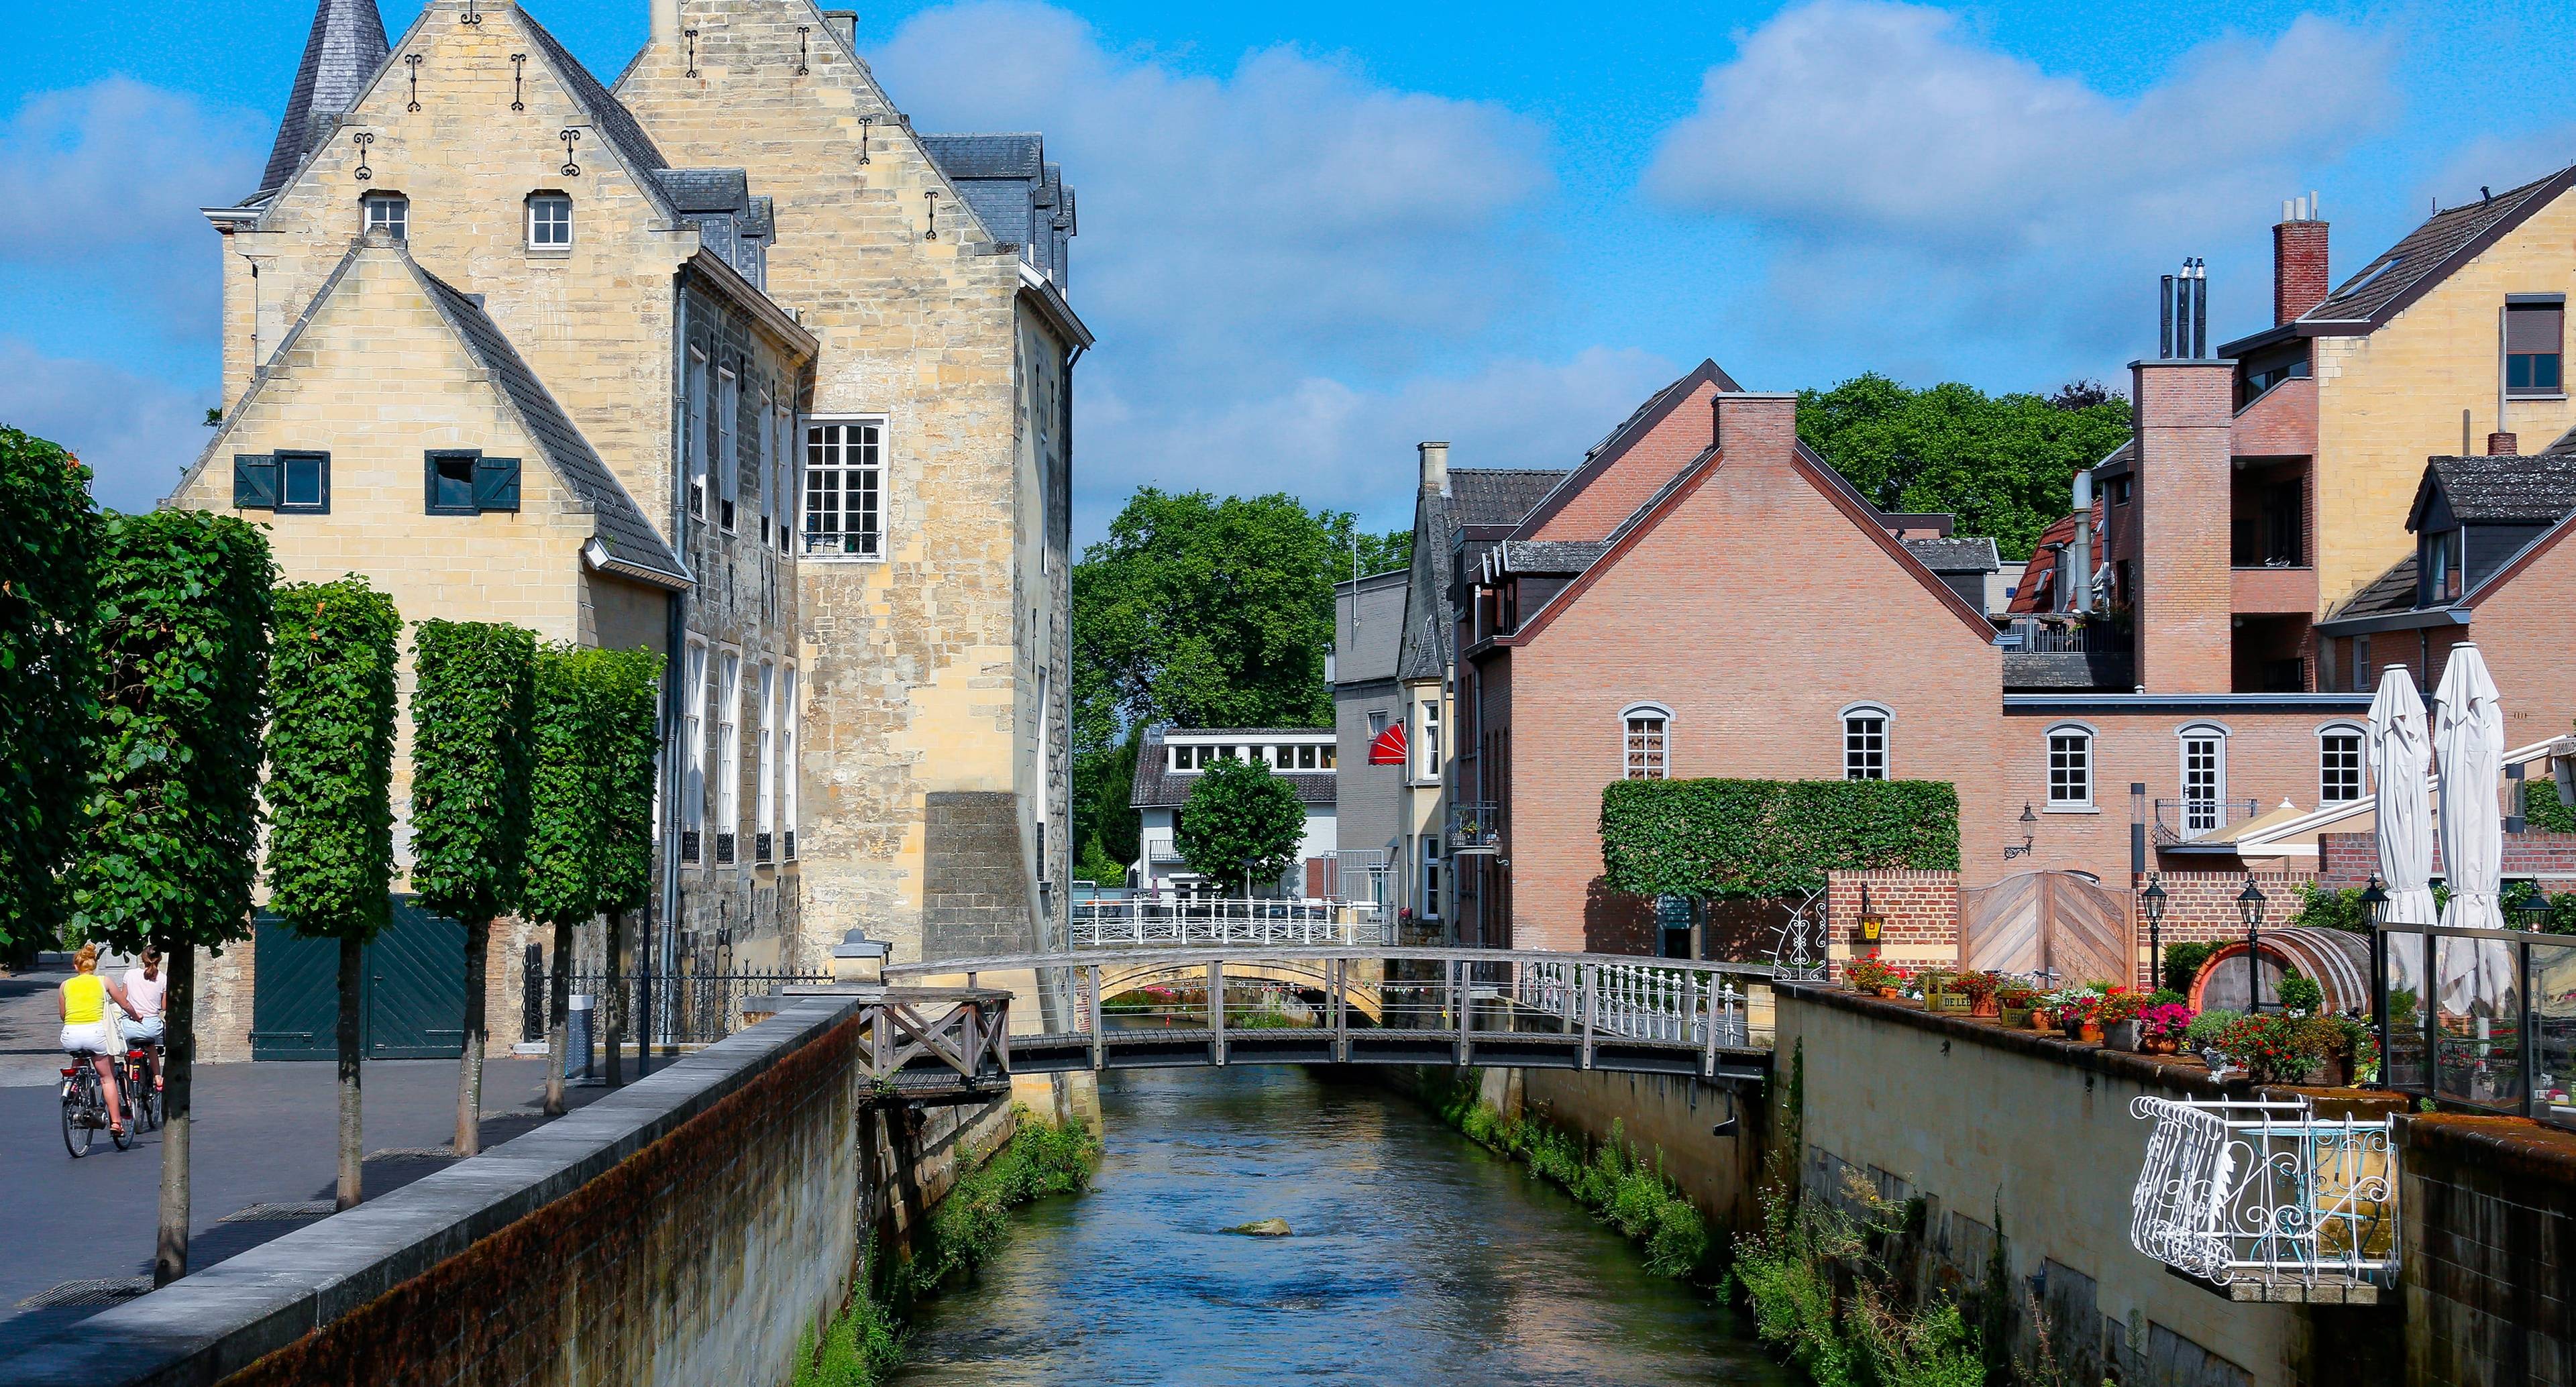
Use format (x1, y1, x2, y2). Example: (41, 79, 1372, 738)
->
(2178, 723, 2231, 832)
(2045, 722, 2096, 808)
(526, 191, 572, 249)
(361, 190, 408, 240)
(1621, 704, 1671, 780)
(2318, 722, 2366, 803)
(1841, 703, 1890, 781)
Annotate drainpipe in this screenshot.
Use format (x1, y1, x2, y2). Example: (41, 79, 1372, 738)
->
(2070, 468, 2094, 616)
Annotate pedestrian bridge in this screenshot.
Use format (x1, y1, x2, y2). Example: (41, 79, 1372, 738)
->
(872, 946, 1775, 1088)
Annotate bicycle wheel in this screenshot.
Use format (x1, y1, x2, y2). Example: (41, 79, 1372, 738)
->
(62, 1078, 93, 1159)
(139, 1074, 162, 1131)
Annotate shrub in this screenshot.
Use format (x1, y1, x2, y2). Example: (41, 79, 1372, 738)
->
(1599, 778, 1959, 901)
(2162, 941, 2214, 996)
(1174, 756, 1307, 891)
(0, 427, 98, 950)
(1432, 1076, 1711, 1282)
(2275, 971, 2324, 1017)
(2213, 1013, 2326, 1083)
(2288, 881, 2373, 934)
(1735, 1170, 1987, 1387)
(2182, 1008, 2242, 1052)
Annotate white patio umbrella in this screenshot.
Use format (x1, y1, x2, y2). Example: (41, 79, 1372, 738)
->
(2433, 644, 2514, 1016)
(2369, 667, 2436, 930)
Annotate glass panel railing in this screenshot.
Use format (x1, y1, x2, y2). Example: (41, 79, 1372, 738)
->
(2531, 942, 2576, 1130)
(2432, 934, 2525, 1110)
(2381, 931, 2428, 1092)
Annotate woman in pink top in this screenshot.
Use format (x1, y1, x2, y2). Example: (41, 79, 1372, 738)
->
(121, 948, 168, 1091)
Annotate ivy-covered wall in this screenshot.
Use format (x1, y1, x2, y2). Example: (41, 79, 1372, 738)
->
(1600, 779, 1960, 902)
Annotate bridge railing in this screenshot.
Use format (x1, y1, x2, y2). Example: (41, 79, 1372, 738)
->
(1509, 958, 1750, 1048)
(1069, 897, 1389, 950)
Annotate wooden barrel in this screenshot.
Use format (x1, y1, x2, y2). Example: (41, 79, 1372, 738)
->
(2189, 927, 2371, 1015)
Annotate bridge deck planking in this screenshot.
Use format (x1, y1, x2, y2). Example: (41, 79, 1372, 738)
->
(873, 1028, 1770, 1086)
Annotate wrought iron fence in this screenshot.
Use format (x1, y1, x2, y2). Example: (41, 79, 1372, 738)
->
(1069, 897, 1388, 949)
(2152, 797, 2261, 842)
(1447, 801, 1504, 854)
(2129, 1095, 2398, 1290)
(2376, 919, 2576, 1128)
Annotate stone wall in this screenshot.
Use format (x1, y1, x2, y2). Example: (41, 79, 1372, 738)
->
(0, 994, 1011, 1387)
(2401, 1115, 2576, 1385)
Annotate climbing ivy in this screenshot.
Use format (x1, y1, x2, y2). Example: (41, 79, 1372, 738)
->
(1599, 779, 1959, 901)
(266, 577, 402, 941)
(409, 621, 537, 926)
(0, 427, 99, 948)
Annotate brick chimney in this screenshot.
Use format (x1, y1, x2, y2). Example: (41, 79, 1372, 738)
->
(2489, 432, 2520, 457)
(2273, 194, 2329, 325)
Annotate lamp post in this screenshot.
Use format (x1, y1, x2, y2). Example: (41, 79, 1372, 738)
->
(2141, 873, 2168, 993)
(2361, 875, 2390, 1082)
(2238, 876, 2269, 1013)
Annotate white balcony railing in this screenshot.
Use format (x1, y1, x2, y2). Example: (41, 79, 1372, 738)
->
(2129, 1096, 2398, 1294)
(1069, 897, 1389, 949)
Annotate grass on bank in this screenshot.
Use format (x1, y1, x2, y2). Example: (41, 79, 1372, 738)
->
(1430, 1071, 1711, 1278)
(792, 1105, 1100, 1387)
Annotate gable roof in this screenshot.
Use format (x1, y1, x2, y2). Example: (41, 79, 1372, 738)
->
(1902, 536, 2001, 574)
(1448, 468, 1567, 529)
(919, 133, 1077, 288)
(2412, 453, 2576, 526)
(258, 0, 389, 196)
(2323, 551, 2424, 625)
(1508, 359, 1739, 538)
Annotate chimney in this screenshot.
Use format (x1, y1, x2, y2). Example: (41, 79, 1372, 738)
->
(651, 0, 679, 44)
(1417, 441, 1450, 496)
(2273, 193, 2330, 325)
(2158, 259, 2210, 358)
(2070, 468, 2094, 615)
(823, 9, 858, 49)
(2489, 432, 2520, 457)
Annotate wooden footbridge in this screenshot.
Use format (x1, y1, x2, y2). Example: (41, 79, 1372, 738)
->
(819, 947, 1774, 1101)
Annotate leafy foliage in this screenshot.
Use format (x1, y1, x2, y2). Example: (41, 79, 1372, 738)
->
(1432, 1074, 1709, 1278)
(407, 621, 536, 926)
(2530, 781, 2576, 835)
(0, 428, 99, 946)
(1735, 1170, 1988, 1387)
(68, 511, 274, 952)
(1599, 779, 1960, 901)
(2504, 879, 2576, 934)
(521, 645, 661, 926)
(2286, 881, 2373, 934)
(1797, 373, 2133, 556)
(2161, 940, 2214, 996)
(1174, 757, 1308, 891)
(266, 577, 401, 942)
(1071, 727, 1142, 878)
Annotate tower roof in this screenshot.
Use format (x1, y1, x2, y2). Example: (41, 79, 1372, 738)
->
(259, 0, 390, 196)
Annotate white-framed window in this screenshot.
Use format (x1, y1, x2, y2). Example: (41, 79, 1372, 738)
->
(1421, 836, 1444, 920)
(1417, 700, 1442, 781)
(780, 663, 800, 858)
(1368, 710, 1389, 736)
(755, 659, 777, 840)
(362, 190, 407, 239)
(2353, 635, 2372, 693)
(526, 192, 572, 249)
(804, 417, 884, 557)
(685, 348, 709, 521)
(1622, 703, 1671, 780)
(716, 649, 743, 859)
(1036, 671, 1051, 826)
(682, 638, 709, 863)
(1843, 704, 1890, 781)
(2180, 724, 2229, 833)
(716, 368, 739, 532)
(2320, 724, 2365, 803)
(2046, 722, 2094, 808)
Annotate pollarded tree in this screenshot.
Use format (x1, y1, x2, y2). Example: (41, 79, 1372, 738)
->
(70, 510, 273, 1284)
(590, 647, 661, 1085)
(266, 576, 400, 1211)
(1175, 757, 1309, 895)
(409, 620, 536, 1156)
(0, 428, 99, 955)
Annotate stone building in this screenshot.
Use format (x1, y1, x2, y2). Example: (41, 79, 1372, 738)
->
(1330, 567, 1409, 920)
(176, 0, 1081, 1056)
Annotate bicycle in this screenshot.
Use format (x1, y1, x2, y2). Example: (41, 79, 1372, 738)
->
(60, 1054, 131, 1158)
(122, 1046, 162, 1133)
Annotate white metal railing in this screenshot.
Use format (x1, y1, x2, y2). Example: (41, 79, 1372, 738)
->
(1069, 897, 1389, 949)
(2129, 1095, 2399, 1290)
(1512, 958, 1748, 1048)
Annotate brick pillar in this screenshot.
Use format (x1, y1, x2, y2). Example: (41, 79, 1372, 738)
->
(2131, 359, 2237, 693)
(1715, 390, 1799, 460)
(2273, 218, 2329, 325)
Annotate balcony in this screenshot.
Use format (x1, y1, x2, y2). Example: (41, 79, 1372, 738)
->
(2001, 616, 2134, 691)
(1448, 801, 1504, 855)
(2153, 797, 2261, 845)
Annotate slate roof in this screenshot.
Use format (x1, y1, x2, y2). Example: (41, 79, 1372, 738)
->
(1495, 539, 1611, 575)
(650, 168, 750, 213)
(2328, 553, 2423, 622)
(918, 133, 1045, 178)
(2420, 454, 2576, 524)
(413, 266, 688, 586)
(258, 0, 388, 195)
(1334, 569, 1407, 686)
(919, 133, 1076, 287)
(2306, 172, 2566, 323)
(1447, 469, 1568, 529)
(1902, 536, 2002, 573)
(1130, 735, 1336, 810)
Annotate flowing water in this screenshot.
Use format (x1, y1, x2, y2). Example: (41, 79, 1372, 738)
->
(890, 1066, 1790, 1386)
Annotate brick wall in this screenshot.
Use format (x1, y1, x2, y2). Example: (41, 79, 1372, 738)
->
(2133, 361, 2236, 694)
(1827, 870, 1961, 963)
(2319, 830, 2576, 887)
(2145, 869, 2316, 948)
(2273, 221, 2331, 325)
(1528, 378, 1720, 541)
(2401, 1115, 2576, 1386)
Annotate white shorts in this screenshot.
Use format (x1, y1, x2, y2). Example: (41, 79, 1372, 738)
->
(60, 1020, 119, 1057)
(121, 1015, 164, 1046)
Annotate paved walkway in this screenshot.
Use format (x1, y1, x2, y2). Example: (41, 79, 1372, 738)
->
(0, 963, 610, 1355)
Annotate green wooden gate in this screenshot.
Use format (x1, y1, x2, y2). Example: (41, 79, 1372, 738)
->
(250, 897, 468, 1061)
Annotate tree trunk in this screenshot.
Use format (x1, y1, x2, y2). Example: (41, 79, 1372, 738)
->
(336, 936, 364, 1211)
(154, 942, 195, 1286)
(604, 909, 625, 1088)
(544, 920, 572, 1117)
(454, 918, 489, 1156)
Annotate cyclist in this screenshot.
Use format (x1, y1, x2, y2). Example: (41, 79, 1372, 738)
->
(58, 944, 140, 1140)
(121, 948, 168, 1094)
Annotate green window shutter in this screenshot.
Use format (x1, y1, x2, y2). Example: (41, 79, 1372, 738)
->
(472, 456, 522, 512)
(233, 454, 279, 509)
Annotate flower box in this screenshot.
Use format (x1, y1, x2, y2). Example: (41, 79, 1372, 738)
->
(1999, 1006, 2031, 1029)
(2105, 1019, 2141, 1052)
(1929, 992, 1972, 1013)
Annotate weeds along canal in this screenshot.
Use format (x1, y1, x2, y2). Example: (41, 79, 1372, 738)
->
(890, 1066, 1788, 1386)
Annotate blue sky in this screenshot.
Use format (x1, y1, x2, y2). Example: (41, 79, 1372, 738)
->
(9, 0, 2576, 539)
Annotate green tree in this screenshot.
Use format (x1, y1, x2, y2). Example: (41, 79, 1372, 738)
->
(1072, 726, 1142, 881)
(0, 427, 98, 954)
(1796, 374, 2132, 557)
(408, 620, 536, 1156)
(70, 509, 272, 1285)
(1175, 757, 1307, 893)
(266, 575, 400, 1211)
(590, 647, 663, 1086)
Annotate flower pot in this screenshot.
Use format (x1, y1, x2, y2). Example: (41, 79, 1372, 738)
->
(2105, 1019, 2141, 1052)
(1931, 993, 1971, 1013)
(2030, 1009, 2056, 1032)
(2069, 1021, 2104, 1044)
(1970, 996, 2000, 1018)
(2142, 1034, 2180, 1056)
(1877, 987, 1902, 1000)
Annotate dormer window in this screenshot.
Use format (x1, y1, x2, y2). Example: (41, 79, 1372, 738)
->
(2424, 526, 2463, 604)
(527, 192, 572, 250)
(2508, 298, 2564, 396)
(362, 192, 407, 240)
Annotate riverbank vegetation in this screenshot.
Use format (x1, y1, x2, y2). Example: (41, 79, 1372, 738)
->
(793, 1105, 1101, 1387)
(1430, 1072, 1711, 1278)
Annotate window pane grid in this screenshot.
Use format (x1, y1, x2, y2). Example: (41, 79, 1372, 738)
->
(1625, 716, 1668, 780)
(2322, 733, 2363, 803)
(804, 421, 882, 556)
(2184, 737, 2222, 832)
(1844, 715, 1887, 781)
(2048, 733, 2091, 805)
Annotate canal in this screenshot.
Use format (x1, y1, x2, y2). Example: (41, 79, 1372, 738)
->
(892, 1066, 1788, 1386)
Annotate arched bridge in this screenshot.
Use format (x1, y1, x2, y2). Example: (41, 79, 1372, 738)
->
(875, 947, 1774, 1087)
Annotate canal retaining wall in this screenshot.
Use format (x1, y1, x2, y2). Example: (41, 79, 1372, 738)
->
(1472, 1066, 1766, 1237)
(0, 993, 1014, 1387)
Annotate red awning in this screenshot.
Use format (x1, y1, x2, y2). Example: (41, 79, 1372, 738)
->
(1368, 721, 1407, 765)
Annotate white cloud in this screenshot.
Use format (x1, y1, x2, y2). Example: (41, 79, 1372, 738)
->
(0, 340, 217, 513)
(0, 78, 265, 328)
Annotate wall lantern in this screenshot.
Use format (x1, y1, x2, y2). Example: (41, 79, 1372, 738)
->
(2005, 801, 2037, 859)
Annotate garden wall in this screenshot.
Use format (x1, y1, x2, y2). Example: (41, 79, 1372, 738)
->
(0, 992, 1012, 1387)
(2317, 830, 2576, 887)
(2400, 1115, 2576, 1385)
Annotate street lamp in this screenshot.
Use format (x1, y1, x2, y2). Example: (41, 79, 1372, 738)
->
(2140, 873, 2169, 993)
(2361, 874, 2392, 1084)
(2238, 876, 2269, 1013)
(2516, 883, 2556, 933)
(2359, 875, 2389, 930)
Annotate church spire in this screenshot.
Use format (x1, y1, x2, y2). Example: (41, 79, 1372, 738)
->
(258, 0, 390, 195)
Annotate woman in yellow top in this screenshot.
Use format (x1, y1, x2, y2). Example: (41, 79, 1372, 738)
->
(59, 944, 140, 1138)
